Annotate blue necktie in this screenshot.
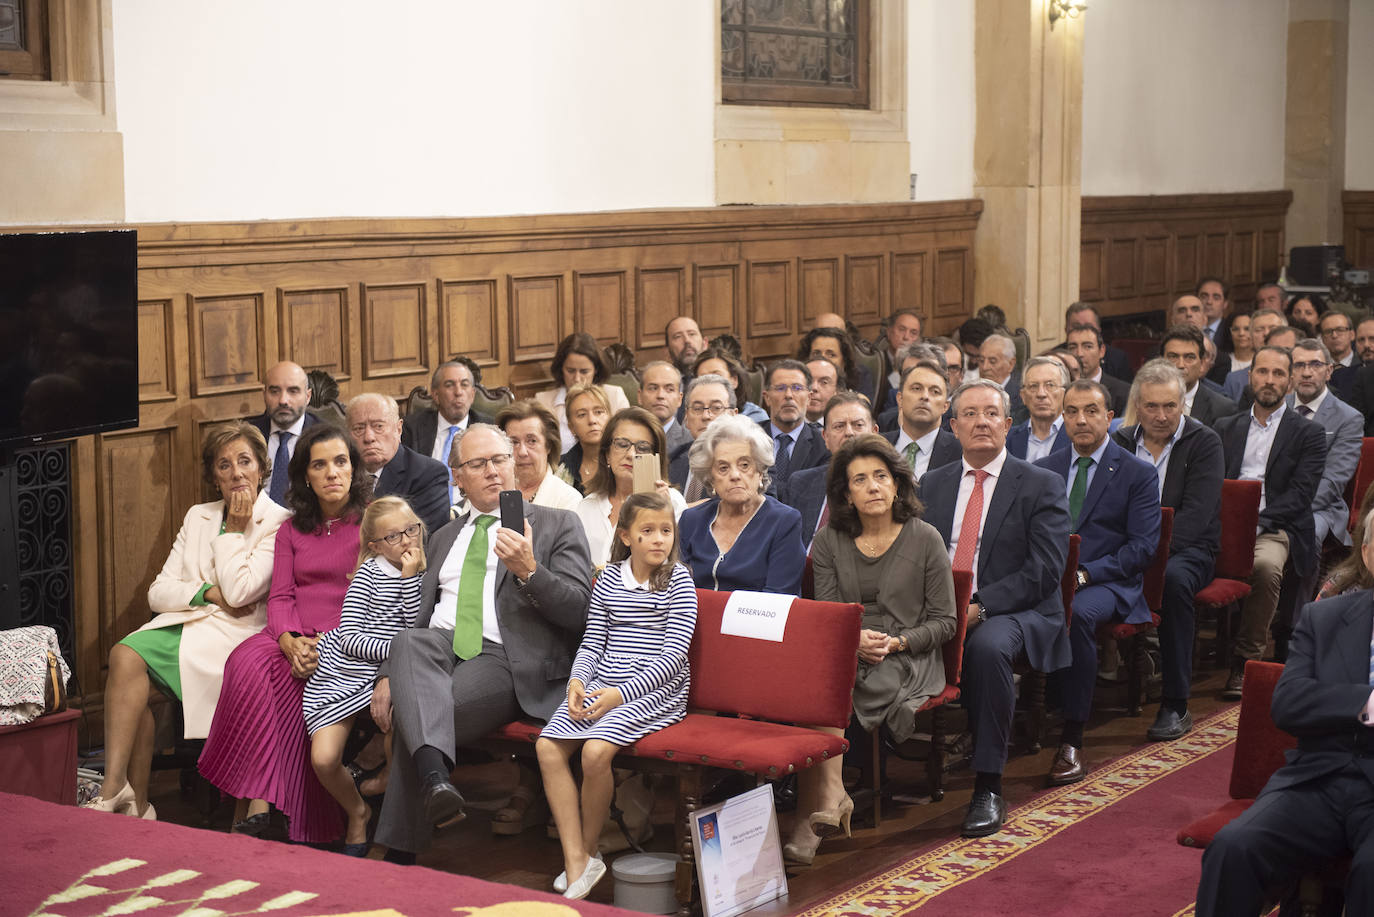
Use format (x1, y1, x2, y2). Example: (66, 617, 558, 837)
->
(268, 432, 291, 505)
(774, 433, 793, 480)
(440, 424, 460, 506)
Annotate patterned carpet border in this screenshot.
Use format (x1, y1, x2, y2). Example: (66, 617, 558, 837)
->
(797, 705, 1241, 916)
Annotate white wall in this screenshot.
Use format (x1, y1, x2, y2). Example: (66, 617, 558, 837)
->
(113, 2, 716, 222)
(1081, 0, 1288, 196)
(1347, 1, 1374, 190)
(908, 0, 975, 201)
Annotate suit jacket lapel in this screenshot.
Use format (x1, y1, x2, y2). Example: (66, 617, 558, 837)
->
(1338, 593, 1374, 686)
(1223, 416, 1248, 478)
(924, 467, 957, 542)
(979, 460, 1023, 580)
(1077, 441, 1117, 523)
(1265, 411, 1296, 478)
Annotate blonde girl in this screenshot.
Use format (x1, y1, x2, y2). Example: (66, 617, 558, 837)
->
(303, 496, 425, 855)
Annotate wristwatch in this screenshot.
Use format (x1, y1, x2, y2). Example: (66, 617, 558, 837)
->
(1076, 567, 1090, 588)
(976, 602, 988, 623)
(896, 634, 909, 653)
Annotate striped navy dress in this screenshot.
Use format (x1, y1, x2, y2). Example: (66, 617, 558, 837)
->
(541, 560, 697, 745)
(302, 555, 421, 736)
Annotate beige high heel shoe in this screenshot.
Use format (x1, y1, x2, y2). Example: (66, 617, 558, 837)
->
(808, 794, 854, 839)
(783, 825, 823, 867)
(82, 781, 136, 815)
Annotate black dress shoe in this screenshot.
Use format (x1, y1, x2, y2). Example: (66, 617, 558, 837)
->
(231, 812, 271, 837)
(1047, 744, 1086, 786)
(421, 773, 466, 828)
(960, 789, 1006, 838)
(1221, 667, 1244, 701)
(1146, 708, 1193, 742)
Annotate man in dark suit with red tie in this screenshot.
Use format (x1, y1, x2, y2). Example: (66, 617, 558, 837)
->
(918, 379, 1072, 838)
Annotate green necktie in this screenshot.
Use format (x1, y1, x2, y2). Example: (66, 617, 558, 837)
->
(904, 441, 920, 469)
(1068, 455, 1093, 531)
(453, 515, 496, 660)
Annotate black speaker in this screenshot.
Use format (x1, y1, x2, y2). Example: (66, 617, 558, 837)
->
(1288, 245, 1345, 286)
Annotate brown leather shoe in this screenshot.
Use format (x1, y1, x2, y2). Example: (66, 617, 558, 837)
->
(1047, 744, 1086, 786)
(1221, 665, 1245, 701)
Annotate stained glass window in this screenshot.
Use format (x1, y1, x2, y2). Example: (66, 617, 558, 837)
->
(722, 0, 868, 108)
(0, 0, 48, 80)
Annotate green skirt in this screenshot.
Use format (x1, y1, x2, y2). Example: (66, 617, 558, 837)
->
(118, 624, 184, 700)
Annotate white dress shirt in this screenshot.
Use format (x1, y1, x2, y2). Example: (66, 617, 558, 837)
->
(430, 511, 503, 646)
(1239, 403, 1287, 516)
(948, 449, 1009, 593)
(1134, 415, 1186, 499)
(1183, 382, 1199, 417)
(431, 414, 471, 465)
(1294, 386, 1329, 418)
(268, 414, 307, 463)
(1025, 417, 1064, 464)
(894, 426, 941, 481)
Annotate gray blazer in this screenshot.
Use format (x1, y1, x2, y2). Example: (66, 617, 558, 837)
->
(1287, 391, 1364, 546)
(415, 502, 593, 721)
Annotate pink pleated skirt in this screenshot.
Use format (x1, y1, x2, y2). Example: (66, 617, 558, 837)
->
(198, 632, 344, 843)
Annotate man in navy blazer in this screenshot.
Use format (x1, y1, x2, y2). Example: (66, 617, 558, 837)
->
(881, 359, 962, 481)
(246, 361, 327, 505)
(1007, 356, 1072, 461)
(780, 392, 872, 550)
(918, 379, 1071, 838)
(1196, 575, 1374, 915)
(1214, 347, 1326, 698)
(347, 392, 453, 535)
(400, 361, 494, 507)
(1035, 380, 1160, 785)
(1112, 359, 1224, 742)
(758, 359, 829, 488)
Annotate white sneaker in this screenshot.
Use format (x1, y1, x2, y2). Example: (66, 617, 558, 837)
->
(562, 856, 608, 900)
(554, 852, 601, 893)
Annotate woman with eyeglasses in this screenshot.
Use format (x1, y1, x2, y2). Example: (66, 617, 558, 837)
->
(677, 414, 804, 595)
(573, 407, 685, 568)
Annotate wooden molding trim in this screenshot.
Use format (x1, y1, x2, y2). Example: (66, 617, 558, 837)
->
(1344, 191, 1374, 269)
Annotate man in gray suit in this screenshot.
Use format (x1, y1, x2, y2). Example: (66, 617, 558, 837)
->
(638, 360, 690, 454)
(372, 424, 593, 858)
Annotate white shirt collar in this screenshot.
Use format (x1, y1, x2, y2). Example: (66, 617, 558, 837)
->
(372, 555, 404, 578)
(619, 558, 653, 591)
(962, 448, 1009, 479)
(1251, 401, 1287, 429)
(272, 413, 307, 437)
(1295, 387, 1329, 415)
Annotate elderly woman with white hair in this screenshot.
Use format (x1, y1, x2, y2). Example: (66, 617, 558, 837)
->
(677, 413, 805, 594)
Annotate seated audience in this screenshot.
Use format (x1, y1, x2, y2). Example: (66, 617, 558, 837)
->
(1195, 529, 1374, 915)
(1007, 356, 1071, 461)
(346, 393, 450, 534)
(805, 356, 842, 423)
(1112, 360, 1223, 741)
(678, 413, 804, 594)
(1197, 276, 1228, 344)
(1284, 290, 1321, 338)
(537, 492, 696, 900)
(798, 326, 875, 403)
(956, 317, 995, 381)
(200, 424, 371, 843)
(85, 423, 290, 819)
(760, 359, 830, 488)
(918, 380, 1071, 838)
(670, 374, 736, 498)
(496, 400, 582, 511)
(877, 341, 948, 428)
(574, 407, 685, 568)
(883, 359, 961, 476)
(1046, 347, 1082, 382)
(1317, 310, 1359, 402)
(372, 424, 593, 860)
(792, 433, 956, 866)
(1170, 294, 1207, 334)
(1160, 325, 1239, 428)
(1034, 381, 1159, 785)
(1319, 484, 1374, 598)
(1213, 346, 1325, 699)
(928, 335, 966, 396)
(303, 496, 425, 857)
(536, 332, 631, 453)
(1221, 310, 1286, 402)
(1061, 302, 1134, 381)
(248, 361, 324, 506)
(638, 361, 690, 453)
(401, 359, 493, 507)
(1065, 324, 1130, 414)
(781, 392, 875, 551)
(693, 348, 767, 423)
(559, 382, 611, 495)
(978, 332, 1023, 419)
(1206, 311, 1254, 387)
(1357, 318, 1374, 364)
(881, 309, 924, 393)
(664, 315, 705, 378)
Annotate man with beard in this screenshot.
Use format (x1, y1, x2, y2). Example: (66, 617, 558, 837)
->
(247, 360, 323, 505)
(1213, 347, 1326, 698)
(664, 315, 705, 377)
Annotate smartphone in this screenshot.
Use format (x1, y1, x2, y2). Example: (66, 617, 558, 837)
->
(499, 489, 524, 532)
(632, 453, 660, 494)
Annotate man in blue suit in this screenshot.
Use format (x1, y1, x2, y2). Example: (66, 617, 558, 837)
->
(758, 359, 829, 489)
(1035, 380, 1160, 785)
(779, 391, 873, 550)
(1007, 356, 1072, 461)
(919, 379, 1072, 837)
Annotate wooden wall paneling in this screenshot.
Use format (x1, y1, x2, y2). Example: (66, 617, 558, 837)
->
(507, 274, 565, 364)
(694, 263, 740, 342)
(933, 249, 971, 326)
(800, 258, 839, 326)
(136, 299, 175, 403)
(574, 271, 627, 349)
(1107, 238, 1138, 300)
(1345, 192, 1374, 269)
(1141, 237, 1169, 295)
(438, 278, 501, 370)
(1175, 234, 1200, 293)
(187, 293, 266, 397)
(1204, 234, 1229, 279)
(1230, 232, 1256, 286)
(635, 267, 685, 352)
(360, 281, 429, 380)
(844, 254, 885, 336)
(1259, 230, 1282, 282)
(745, 260, 794, 358)
(891, 251, 929, 317)
(278, 286, 350, 380)
(1079, 240, 1106, 301)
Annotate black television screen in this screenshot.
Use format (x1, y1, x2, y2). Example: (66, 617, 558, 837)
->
(0, 230, 139, 447)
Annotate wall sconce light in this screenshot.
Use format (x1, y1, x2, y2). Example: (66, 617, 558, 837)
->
(1048, 0, 1088, 29)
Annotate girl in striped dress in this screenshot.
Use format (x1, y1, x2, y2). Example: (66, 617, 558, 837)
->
(303, 496, 425, 856)
(536, 492, 698, 900)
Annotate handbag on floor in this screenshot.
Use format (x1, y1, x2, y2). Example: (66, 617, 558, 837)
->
(0, 625, 71, 726)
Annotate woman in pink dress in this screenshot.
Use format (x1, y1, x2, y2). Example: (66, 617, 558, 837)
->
(200, 424, 372, 843)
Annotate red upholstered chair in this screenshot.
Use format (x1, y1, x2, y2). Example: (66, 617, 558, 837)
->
(1024, 535, 1080, 753)
(1193, 480, 1262, 666)
(1345, 438, 1374, 535)
(1101, 507, 1174, 716)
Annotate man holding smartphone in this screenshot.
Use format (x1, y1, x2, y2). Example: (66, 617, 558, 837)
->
(371, 424, 593, 861)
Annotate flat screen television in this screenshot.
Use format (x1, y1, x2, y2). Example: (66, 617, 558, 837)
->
(0, 230, 139, 448)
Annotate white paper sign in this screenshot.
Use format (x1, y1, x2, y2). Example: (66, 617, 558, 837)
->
(691, 783, 788, 917)
(720, 591, 792, 642)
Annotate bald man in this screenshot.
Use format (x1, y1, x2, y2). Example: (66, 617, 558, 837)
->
(814, 312, 847, 331)
(248, 361, 324, 505)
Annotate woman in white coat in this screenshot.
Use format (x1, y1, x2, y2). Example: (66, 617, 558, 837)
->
(84, 422, 291, 818)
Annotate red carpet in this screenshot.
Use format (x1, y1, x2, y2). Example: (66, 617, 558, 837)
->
(3, 791, 637, 917)
(797, 706, 1241, 916)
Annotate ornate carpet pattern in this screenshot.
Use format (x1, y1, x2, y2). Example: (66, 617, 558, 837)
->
(798, 706, 1241, 916)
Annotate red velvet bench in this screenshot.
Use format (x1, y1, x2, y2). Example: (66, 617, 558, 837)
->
(482, 588, 862, 915)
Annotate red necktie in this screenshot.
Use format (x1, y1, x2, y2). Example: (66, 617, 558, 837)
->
(951, 469, 989, 574)
(816, 498, 830, 532)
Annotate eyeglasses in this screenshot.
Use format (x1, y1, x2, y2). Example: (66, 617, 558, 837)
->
(372, 523, 421, 546)
(611, 437, 654, 455)
(1320, 326, 1352, 336)
(770, 384, 808, 396)
(1022, 382, 1062, 394)
(1292, 360, 1330, 372)
(349, 420, 393, 437)
(687, 402, 729, 416)
(455, 453, 513, 473)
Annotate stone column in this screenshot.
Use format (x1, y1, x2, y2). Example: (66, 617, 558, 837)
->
(1285, 0, 1349, 248)
(973, 0, 1083, 348)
